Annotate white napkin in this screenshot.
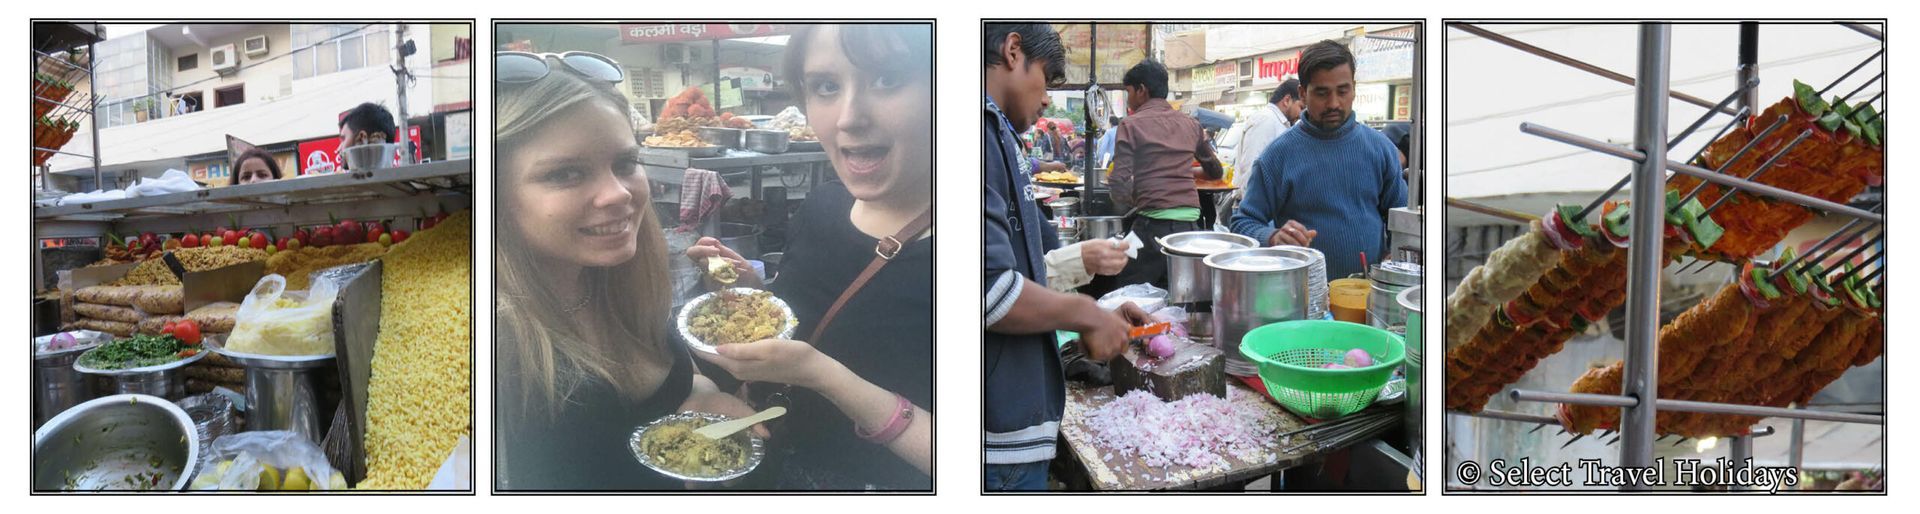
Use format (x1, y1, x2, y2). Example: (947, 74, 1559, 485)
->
(1120, 231, 1142, 258)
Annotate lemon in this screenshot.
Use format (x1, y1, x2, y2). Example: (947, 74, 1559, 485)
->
(282, 467, 311, 491)
(329, 472, 348, 491)
(257, 466, 281, 491)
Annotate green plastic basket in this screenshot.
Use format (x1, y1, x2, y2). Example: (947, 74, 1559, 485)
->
(1239, 320, 1406, 419)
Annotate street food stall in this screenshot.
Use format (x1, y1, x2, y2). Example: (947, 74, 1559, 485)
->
(1033, 22, 1426, 492)
(31, 23, 474, 492)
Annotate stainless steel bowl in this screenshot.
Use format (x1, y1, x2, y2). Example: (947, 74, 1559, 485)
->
(34, 394, 199, 491)
(341, 143, 394, 171)
(788, 140, 823, 153)
(676, 287, 798, 355)
(743, 129, 790, 154)
(630, 411, 767, 482)
(698, 127, 744, 149)
(74, 344, 208, 400)
(1158, 231, 1256, 305)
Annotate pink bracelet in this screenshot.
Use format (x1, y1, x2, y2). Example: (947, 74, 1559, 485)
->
(856, 393, 914, 444)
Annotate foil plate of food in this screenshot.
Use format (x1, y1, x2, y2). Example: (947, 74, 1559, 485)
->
(630, 411, 767, 482)
(676, 288, 798, 354)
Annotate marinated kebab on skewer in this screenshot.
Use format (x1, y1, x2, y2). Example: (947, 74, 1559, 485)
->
(1445, 84, 1884, 414)
(1560, 257, 1882, 438)
(1671, 81, 1884, 262)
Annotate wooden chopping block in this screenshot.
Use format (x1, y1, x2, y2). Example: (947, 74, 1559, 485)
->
(1110, 338, 1225, 401)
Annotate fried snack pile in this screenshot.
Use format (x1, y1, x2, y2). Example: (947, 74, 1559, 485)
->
(109, 246, 269, 286)
(639, 419, 748, 477)
(265, 243, 388, 291)
(358, 211, 472, 489)
(686, 290, 788, 346)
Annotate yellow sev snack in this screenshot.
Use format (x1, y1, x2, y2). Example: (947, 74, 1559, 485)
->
(358, 211, 472, 489)
(265, 243, 388, 291)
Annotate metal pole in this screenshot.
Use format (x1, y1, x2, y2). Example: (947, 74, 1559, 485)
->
(1841, 23, 1884, 41)
(1410, 23, 1423, 209)
(1509, 389, 1886, 424)
(1619, 24, 1670, 489)
(1451, 23, 1734, 115)
(1738, 22, 1760, 114)
(89, 24, 102, 189)
(1458, 409, 1562, 426)
(393, 24, 414, 164)
(1517, 123, 1884, 223)
(1444, 197, 1540, 223)
(1729, 434, 1753, 491)
(1788, 418, 1806, 470)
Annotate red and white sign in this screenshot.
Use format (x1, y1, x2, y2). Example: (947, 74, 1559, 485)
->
(300, 125, 423, 175)
(620, 24, 791, 44)
(1212, 62, 1238, 89)
(1253, 51, 1301, 86)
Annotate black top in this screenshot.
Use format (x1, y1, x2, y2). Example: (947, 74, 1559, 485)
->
(496, 340, 693, 491)
(766, 180, 934, 490)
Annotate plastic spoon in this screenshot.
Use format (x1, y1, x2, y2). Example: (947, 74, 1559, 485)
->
(694, 406, 786, 440)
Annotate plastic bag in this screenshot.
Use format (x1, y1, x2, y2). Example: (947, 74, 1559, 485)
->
(225, 274, 337, 356)
(126, 169, 203, 197)
(190, 431, 351, 491)
(426, 435, 472, 490)
(1097, 282, 1167, 313)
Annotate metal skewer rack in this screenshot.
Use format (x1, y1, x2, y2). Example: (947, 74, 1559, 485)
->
(1445, 22, 1885, 491)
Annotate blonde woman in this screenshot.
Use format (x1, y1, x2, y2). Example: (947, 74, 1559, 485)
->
(494, 51, 759, 491)
(685, 24, 932, 490)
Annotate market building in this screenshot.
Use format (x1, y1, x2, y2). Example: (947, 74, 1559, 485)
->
(37, 22, 473, 192)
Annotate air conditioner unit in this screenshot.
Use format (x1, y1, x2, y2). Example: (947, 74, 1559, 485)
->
(662, 44, 689, 64)
(242, 35, 269, 57)
(210, 44, 238, 74)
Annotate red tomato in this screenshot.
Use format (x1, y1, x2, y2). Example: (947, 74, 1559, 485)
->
(181, 234, 199, 248)
(250, 232, 268, 249)
(391, 230, 409, 244)
(171, 319, 202, 345)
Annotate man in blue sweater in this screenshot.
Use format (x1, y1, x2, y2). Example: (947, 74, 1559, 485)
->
(1230, 40, 1406, 279)
(982, 23, 1141, 491)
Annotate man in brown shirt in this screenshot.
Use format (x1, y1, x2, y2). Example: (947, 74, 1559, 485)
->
(1096, 59, 1224, 297)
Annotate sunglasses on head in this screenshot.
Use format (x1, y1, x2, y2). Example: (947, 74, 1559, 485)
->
(496, 51, 625, 84)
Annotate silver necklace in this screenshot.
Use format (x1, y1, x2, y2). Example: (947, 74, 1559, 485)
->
(561, 289, 593, 314)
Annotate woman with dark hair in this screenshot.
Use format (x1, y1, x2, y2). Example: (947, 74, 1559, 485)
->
(685, 23, 933, 490)
(493, 50, 760, 491)
(232, 148, 283, 185)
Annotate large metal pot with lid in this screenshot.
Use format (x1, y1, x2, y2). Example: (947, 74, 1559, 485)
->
(1206, 247, 1313, 377)
(1398, 285, 1423, 480)
(1367, 259, 1423, 335)
(1159, 231, 1256, 305)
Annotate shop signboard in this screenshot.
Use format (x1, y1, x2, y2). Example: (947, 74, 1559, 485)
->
(1251, 50, 1301, 87)
(619, 23, 792, 44)
(1052, 24, 1150, 86)
(1213, 61, 1238, 89)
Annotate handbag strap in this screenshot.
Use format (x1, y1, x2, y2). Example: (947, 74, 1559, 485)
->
(807, 209, 933, 345)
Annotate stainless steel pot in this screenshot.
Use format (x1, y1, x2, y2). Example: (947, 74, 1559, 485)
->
(33, 394, 199, 491)
(1159, 231, 1256, 305)
(714, 222, 762, 260)
(743, 129, 790, 153)
(34, 332, 104, 427)
(1206, 247, 1313, 377)
(209, 338, 335, 444)
(1367, 259, 1423, 335)
(1076, 216, 1125, 242)
(1399, 285, 1423, 478)
(698, 127, 744, 149)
